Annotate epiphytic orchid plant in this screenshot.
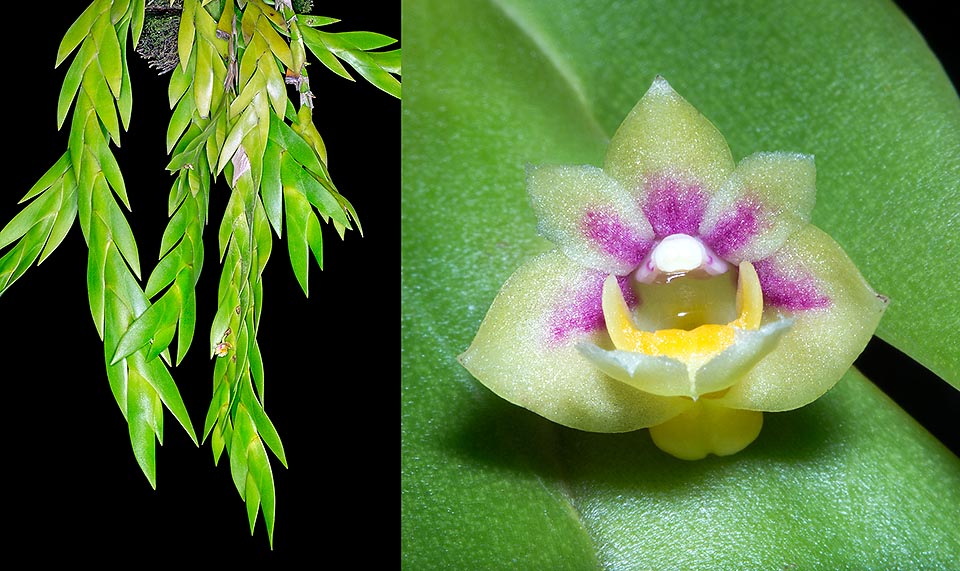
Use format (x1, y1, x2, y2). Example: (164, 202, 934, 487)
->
(0, 0, 398, 548)
(459, 77, 887, 459)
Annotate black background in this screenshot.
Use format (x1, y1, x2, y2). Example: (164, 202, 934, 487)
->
(1, 3, 398, 564)
(0, 1, 955, 565)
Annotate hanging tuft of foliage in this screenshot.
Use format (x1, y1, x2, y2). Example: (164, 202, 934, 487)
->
(0, 0, 398, 547)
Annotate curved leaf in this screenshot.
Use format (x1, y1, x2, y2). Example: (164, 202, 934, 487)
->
(56, 0, 102, 68)
(402, 0, 960, 567)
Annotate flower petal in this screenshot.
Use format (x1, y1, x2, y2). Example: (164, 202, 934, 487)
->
(527, 165, 654, 274)
(582, 317, 793, 400)
(604, 77, 735, 201)
(577, 342, 693, 398)
(700, 152, 817, 263)
(715, 225, 888, 411)
(694, 319, 793, 395)
(458, 250, 689, 432)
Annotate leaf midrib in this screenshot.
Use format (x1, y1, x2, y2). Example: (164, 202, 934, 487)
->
(488, 0, 608, 142)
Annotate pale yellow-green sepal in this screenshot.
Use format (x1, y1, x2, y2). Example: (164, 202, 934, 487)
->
(716, 225, 888, 411)
(458, 250, 690, 432)
(604, 76, 735, 196)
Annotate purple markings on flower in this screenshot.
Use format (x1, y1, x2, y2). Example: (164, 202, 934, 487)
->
(548, 272, 638, 345)
(703, 201, 762, 258)
(754, 259, 831, 311)
(642, 176, 707, 238)
(581, 209, 652, 268)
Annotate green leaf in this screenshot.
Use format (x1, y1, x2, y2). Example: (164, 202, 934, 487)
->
(336, 31, 397, 50)
(56, 1, 102, 68)
(111, 292, 173, 364)
(58, 41, 95, 130)
(91, 8, 123, 99)
(93, 126, 130, 210)
(217, 189, 244, 261)
(301, 27, 353, 82)
(117, 17, 134, 130)
(230, 404, 256, 497)
(402, 0, 960, 567)
(19, 153, 71, 204)
(109, 0, 132, 24)
(303, 27, 400, 98)
(38, 180, 79, 264)
(86, 203, 110, 338)
(0, 216, 53, 295)
(252, 199, 273, 278)
(168, 45, 194, 108)
(217, 104, 258, 175)
(261, 139, 284, 237)
(130, 0, 145, 48)
(256, 15, 293, 69)
(159, 195, 195, 258)
(299, 15, 339, 27)
(256, 1, 287, 32)
(145, 253, 178, 298)
(101, 179, 140, 279)
(177, 0, 197, 74)
(248, 338, 265, 401)
(231, 64, 268, 120)
(0, 188, 59, 250)
(176, 282, 197, 365)
(245, 434, 276, 546)
(136, 350, 199, 445)
(264, 57, 287, 119)
(305, 209, 323, 270)
(203, 379, 229, 444)
(127, 368, 159, 489)
(167, 89, 196, 154)
(242, 384, 287, 468)
(370, 48, 400, 75)
(282, 184, 311, 296)
(284, 160, 350, 228)
(81, 65, 121, 146)
(269, 115, 326, 177)
(194, 40, 215, 119)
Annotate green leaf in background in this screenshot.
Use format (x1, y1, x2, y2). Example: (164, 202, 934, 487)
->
(401, 0, 960, 568)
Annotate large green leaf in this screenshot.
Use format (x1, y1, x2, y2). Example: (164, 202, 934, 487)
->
(401, 0, 960, 568)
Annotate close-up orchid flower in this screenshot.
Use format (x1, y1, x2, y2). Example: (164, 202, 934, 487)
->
(459, 77, 888, 460)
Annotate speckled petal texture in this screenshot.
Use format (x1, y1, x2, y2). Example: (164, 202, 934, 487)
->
(716, 225, 888, 410)
(604, 77, 735, 198)
(700, 152, 818, 264)
(458, 250, 689, 432)
(459, 76, 886, 446)
(527, 165, 654, 275)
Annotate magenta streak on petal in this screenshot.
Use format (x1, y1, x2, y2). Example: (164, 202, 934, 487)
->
(754, 259, 831, 311)
(548, 272, 638, 345)
(642, 176, 707, 238)
(581, 210, 651, 268)
(703, 201, 762, 257)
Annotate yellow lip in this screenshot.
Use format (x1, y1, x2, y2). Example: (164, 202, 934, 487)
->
(603, 261, 763, 373)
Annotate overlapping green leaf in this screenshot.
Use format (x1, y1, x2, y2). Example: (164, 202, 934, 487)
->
(301, 24, 401, 98)
(10, 1, 202, 492)
(3, 0, 396, 549)
(56, 0, 105, 68)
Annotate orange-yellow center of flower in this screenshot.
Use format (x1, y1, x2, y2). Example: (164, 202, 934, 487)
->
(603, 261, 762, 371)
